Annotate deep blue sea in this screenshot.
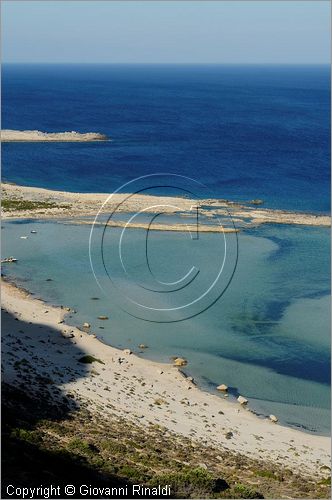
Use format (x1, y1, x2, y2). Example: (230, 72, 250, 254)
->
(2, 64, 330, 213)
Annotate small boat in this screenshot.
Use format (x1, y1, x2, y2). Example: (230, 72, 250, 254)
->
(1, 256, 18, 263)
(31, 230, 37, 234)
(20, 236, 28, 239)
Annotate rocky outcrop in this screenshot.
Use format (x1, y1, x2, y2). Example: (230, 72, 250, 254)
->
(1, 129, 109, 142)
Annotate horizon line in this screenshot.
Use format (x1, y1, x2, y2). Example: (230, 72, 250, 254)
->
(2, 61, 330, 66)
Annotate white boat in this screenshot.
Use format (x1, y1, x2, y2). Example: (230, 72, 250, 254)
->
(1, 257, 18, 263)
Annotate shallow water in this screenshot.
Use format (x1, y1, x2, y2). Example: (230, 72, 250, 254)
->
(2, 219, 330, 434)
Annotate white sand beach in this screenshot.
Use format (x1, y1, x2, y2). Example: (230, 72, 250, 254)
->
(2, 280, 330, 478)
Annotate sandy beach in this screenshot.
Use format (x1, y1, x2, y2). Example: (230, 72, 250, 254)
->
(2, 183, 330, 229)
(2, 279, 330, 478)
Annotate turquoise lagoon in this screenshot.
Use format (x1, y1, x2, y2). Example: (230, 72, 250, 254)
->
(2, 218, 330, 434)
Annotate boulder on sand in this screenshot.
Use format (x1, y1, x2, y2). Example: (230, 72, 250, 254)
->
(62, 332, 75, 339)
(123, 349, 132, 355)
(237, 395, 248, 405)
(217, 384, 228, 392)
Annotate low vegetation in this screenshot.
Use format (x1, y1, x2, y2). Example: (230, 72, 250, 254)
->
(2, 199, 71, 211)
(78, 355, 105, 364)
(2, 383, 330, 499)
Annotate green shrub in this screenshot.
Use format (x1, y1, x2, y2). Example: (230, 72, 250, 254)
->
(150, 467, 228, 498)
(2, 199, 70, 211)
(11, 428, 41, 444)
(100, 439, 127, 454)
(232, 484, 264, 499)
(119, 465, 147, 482)
(254, 469, 279, 480)
(78, 355, 104, 364)
(67, 438, 93, 455)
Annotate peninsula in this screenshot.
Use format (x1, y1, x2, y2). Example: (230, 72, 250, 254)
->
(2, 183, 330, 229)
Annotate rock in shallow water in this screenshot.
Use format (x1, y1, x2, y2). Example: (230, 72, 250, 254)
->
(217, 384, 228, 392)
(173, 357, 188, 367)
(237, 395, 248, 405)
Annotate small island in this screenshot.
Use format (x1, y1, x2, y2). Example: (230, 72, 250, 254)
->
(1, 129, 109, 142)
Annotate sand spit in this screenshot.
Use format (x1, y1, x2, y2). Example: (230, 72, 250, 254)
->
(2, 183, 330, 228)
(2, 280, 330, 477)
(1, 129, 109, 142)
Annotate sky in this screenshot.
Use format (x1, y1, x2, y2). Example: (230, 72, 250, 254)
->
(2, 1, 330, 64)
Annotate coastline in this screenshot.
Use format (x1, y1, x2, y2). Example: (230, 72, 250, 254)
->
(2, 182, 331, 229)
(2, 278, 330, 477)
